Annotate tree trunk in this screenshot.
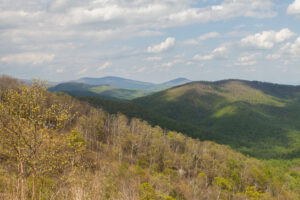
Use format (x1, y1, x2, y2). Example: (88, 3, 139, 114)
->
(32, 173, 36, 200)
(19, 160, 26, 200)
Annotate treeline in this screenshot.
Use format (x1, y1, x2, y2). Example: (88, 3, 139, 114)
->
(0, 75, 299, 199)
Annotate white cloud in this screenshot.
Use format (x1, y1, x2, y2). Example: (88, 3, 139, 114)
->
(186, 61, 194, 65)
(77, 67, 88, 75)
(147, 37, 176, 53)
(162, 62, 174, 67)
(287, 0, 300, 16)
(181, 39, 199, 46)
(289, 37, 300, 55)
(145, 56, 162, 61)
(56, 68, 64, 73)
(46, 0, 275, 28)
(0, 53, 55, 65)
(193, 46, 228, 61)
(167, 0, 275, 26)
(162, 59, 183, 67)
(182, 32, 220, 46)
(282, 36, 300, 56)
(0, 10, 43, 26)
(0, 0, 289, 82)
(97, 62, 112, 71)
(235, 54, 258, 66)
(136, 66, 147, 73)
(240, 28, 295, 49)
(198, 32, 220, 40)
(266, 54, 281, 60)
(50, 0, 70, 11)
(137, 30, 165, 37)
(0, 0, 274, 33)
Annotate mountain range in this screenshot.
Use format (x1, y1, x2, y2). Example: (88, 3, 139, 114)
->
(77, 79, 300, 159)
(49, 76, 191, 100)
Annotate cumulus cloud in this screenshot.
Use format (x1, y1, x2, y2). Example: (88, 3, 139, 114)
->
(266, 54, 281, 60)
(145, 56, 162, 61)
(41, 0, 276, 28)
(193, 46, 228, 61)
(0, 0, 290, 81)
(287, 0, 300, 16)
(282, 37, 300, 56)
(235, 54, 258, 66)
(162, 59, 183, 67)
(50, 0, 70, 11)
(147, 37, 176, 53)
(181, 39, 199, 46)
(182, 32, 220, 46)
(0, 0, 277, 33)
(198, 32, 220, 40)
(97, 62, 112, 71)
(137, 30, 165, 37)
(240, 28, 295, 49)
(167, 0, 275, 26)
(0, 53, 55, 65)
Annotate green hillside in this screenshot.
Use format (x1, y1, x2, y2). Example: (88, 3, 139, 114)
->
(49, 82, 152, 100)
(80, 80, 300, 159)
(133, 80, 300, 158)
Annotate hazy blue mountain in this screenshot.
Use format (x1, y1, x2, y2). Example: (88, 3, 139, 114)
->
(49, 76, 192, 100)
(49, 82, 153, 100)
(152, 77, 191, 91)
(75, 76, 156, 90)
(161, 77, 191, 86)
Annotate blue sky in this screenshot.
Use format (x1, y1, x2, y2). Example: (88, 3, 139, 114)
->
(0, 0, 300, 84)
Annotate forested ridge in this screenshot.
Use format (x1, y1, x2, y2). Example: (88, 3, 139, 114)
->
(0, 76, 299, 200)
(79, 80, 300, 159)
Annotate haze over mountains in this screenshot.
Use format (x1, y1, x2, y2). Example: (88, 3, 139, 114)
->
(49, 76, 192, 100)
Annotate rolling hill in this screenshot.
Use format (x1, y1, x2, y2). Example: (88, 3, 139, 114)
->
(79, 79, 300, 159)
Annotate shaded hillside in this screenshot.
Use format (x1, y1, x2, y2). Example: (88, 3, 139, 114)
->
(132, 80, 300, 158)
(1, 76, 299, 199)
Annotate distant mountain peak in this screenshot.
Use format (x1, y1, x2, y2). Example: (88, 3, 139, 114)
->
(75, 76, 155, 90)
(159, 77, 191, 87)
(168, 77, 190, 83)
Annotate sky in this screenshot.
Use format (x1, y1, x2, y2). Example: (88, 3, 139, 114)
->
(0, 0, 300, 84)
